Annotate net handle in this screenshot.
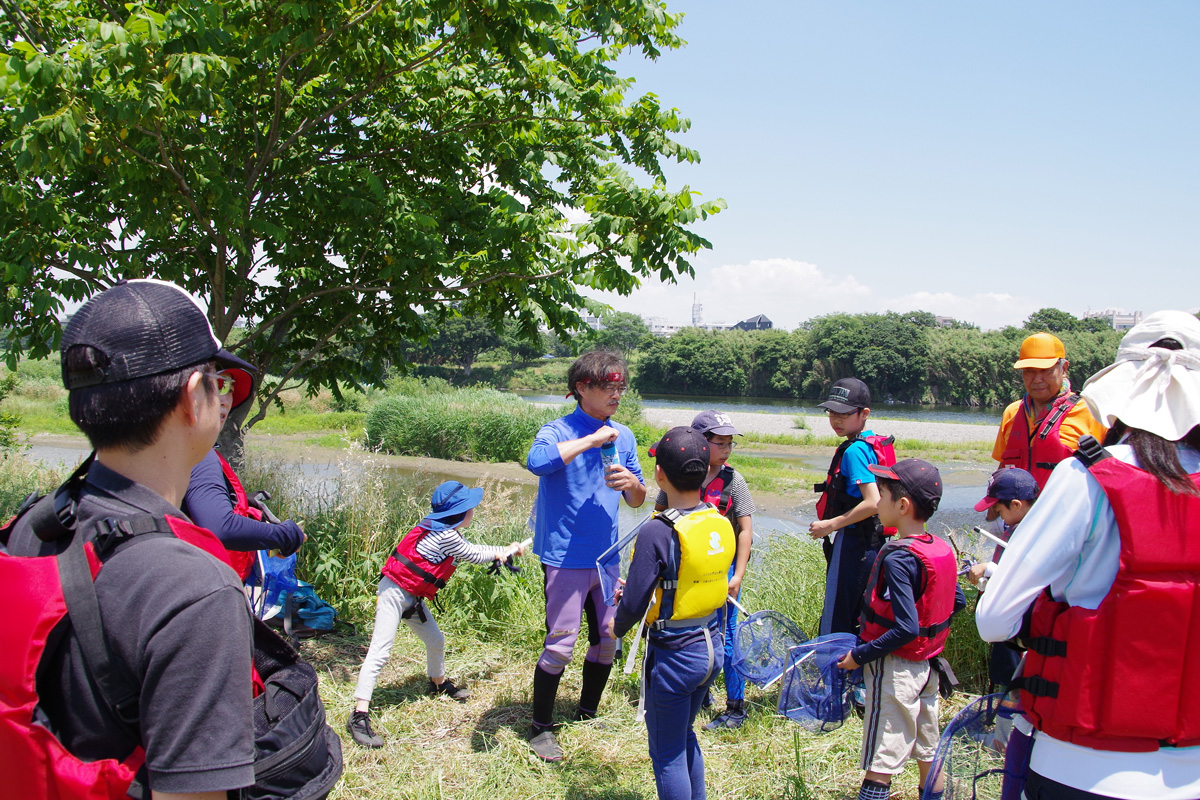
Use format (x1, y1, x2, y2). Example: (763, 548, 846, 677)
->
(727, 595, 749, 614)
(764, 647, 816, 690)
(973, 525, 1009, 549)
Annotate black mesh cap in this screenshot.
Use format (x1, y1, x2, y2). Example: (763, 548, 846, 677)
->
(649, 426, 710, 485)
(61, 279, 250, 389)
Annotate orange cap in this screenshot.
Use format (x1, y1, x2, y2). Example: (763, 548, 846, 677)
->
(1013, 332, 1066, 369)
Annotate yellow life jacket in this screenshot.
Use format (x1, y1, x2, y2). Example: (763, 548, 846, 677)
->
(644, 505, 736, 629)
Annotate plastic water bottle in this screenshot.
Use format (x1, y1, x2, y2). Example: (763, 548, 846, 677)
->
(600, 440, 617, 476)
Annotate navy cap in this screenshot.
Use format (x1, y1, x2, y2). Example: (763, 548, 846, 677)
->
(868, 458, 943, 514)
(974, 468, 1039, 512)
(691, 409, 739, 437)
(817, 378, 871, 414)
(649, 426, 711, 484)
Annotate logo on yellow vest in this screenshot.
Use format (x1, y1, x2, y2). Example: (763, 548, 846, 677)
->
(707, 531, 726, 556)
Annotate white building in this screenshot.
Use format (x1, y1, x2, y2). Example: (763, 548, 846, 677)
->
(1084, 309, 1143, 331)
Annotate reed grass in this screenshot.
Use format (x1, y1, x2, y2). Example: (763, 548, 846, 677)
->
(365, 387, 564, 464)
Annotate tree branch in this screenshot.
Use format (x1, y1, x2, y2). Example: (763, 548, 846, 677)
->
(243, 311, 355, 429)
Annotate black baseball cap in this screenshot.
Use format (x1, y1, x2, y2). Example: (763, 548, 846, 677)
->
(648, 426, 711, 484)
(691, 409, 740, 437)
(61, 279, 255, 390)
(868, 458, 943, 514)
(817, 378, 871, 414)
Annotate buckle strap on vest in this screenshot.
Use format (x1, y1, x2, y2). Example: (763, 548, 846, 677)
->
(391, 550, 448, 590)
(1027, 636, 1067, 658)
(1073, 435, 1110, 468)
(1037, 394, 1078, 440)
(1017, 674, 1060, 699)
(649, 609, 719, 631)
(860, 604, 953, 637)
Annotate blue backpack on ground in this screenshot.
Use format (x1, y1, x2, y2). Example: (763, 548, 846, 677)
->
(250, 552, 347, 643)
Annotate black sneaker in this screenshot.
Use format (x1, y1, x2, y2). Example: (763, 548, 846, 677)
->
(346, 710, 384, 748)
(431, 678, 471, 703)
(529, 728, 563, 762)
(703, 706, 747, 730)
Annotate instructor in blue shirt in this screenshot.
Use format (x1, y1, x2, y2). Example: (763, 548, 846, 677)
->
(525, 350, 646, 762)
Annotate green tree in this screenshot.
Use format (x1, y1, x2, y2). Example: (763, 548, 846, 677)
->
(500, 319, 544, 364)
(637, 328, 747, 396)
(0, 373, 22, 455)
(586, 311, 651, 355)
(1, 0, 723, 432)
(1025, 308, 1082, 333)
(423, 315, 502, 377)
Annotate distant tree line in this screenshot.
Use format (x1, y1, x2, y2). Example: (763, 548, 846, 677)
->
(408, 306, 1126, 407)
(635, 309, 1123, 407)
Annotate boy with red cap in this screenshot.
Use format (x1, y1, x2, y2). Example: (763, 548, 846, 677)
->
(837, 459, 966, 800)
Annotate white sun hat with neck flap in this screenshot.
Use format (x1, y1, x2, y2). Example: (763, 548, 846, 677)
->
(1081, 310, 1200, 442)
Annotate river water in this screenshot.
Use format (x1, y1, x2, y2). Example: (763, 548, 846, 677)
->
(26, 435, 992, 548)
(510, 390, 1002, 426)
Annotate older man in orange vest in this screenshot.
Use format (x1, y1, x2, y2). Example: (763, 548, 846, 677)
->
(992, 332, 1107, 489)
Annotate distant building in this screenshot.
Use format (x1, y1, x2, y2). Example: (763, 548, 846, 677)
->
(1084, 309, 1143, 331)
(691, 294, 703, 327)
(734, 314, 773, 331)
(645, 316, 686, 337)
(579, 312, 604, 331)
(934, 315, 956, 328)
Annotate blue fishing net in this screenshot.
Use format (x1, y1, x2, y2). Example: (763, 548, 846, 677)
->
(921, 693, 1007, 800)
(777, 633, 862, 733)
(731, 610, 807, 686)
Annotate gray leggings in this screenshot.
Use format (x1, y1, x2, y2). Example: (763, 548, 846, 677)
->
(353, 576, 445, 703)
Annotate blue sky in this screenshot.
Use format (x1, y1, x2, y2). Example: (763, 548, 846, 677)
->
(586, 1, 1198, 330)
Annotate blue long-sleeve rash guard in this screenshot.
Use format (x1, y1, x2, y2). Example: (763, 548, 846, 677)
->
(183, 450, 305, 556)
(526, 405, 644, 569)
(852, 547, 967, 665)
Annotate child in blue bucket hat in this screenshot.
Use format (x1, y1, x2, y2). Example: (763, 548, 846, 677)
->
(347, 481, 527, 748)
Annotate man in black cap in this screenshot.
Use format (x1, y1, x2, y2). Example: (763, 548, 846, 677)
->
(4, 280, 257, 798)
(809, 378, 887, 636)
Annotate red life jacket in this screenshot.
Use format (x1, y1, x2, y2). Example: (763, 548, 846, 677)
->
(859, 532, 957, 661)
(382, 526, 456, 598)
(1000, 392, 1081, 488)
(0, 510, 238, 799)
(814, 433, 897, 536)
(1020, 439, 1200, 752)
(216, 451, 262, 581)
(700, 464, 737, 518)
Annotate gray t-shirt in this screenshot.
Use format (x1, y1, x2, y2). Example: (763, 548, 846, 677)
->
(655, 467, 755, 520)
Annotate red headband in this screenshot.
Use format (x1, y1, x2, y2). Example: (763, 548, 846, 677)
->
(567, 372, 625, 399)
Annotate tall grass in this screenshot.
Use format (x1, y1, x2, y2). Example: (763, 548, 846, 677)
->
(365, 386, 565, 463)
(0, 456, 65, 519)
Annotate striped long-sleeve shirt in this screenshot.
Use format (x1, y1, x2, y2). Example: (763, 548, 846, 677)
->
(414, 527, 508, 566)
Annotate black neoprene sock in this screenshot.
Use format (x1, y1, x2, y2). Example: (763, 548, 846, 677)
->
(576, 659, 613, 719)
(531, 665, 563, 731)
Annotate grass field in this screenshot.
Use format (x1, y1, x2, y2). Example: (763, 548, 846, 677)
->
(0, 433, 994, 800)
